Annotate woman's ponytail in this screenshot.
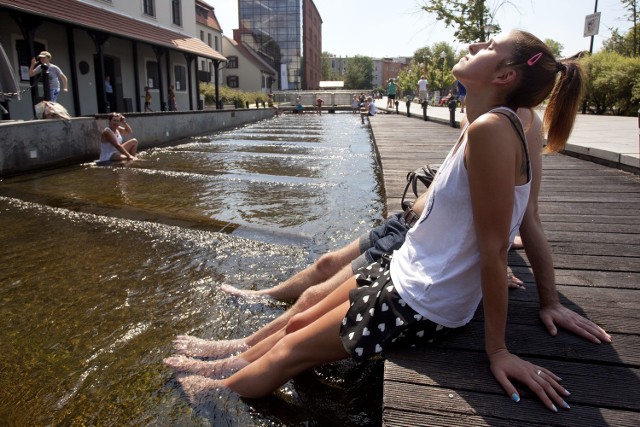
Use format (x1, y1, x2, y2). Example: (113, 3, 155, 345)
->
(543, 54, 585, 153)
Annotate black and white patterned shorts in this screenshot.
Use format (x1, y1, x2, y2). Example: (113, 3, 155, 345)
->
(339, 255, 450, 362)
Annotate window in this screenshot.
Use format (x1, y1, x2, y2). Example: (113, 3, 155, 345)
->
(214, 36, 219, 51)
(207, 33, 212, 47)
(145, 61, 159, 89)
(172, 0, 182, 26)
(143, 0, 155, 17)
(227, 76, 239, 88)
(200, 30, 204, 42)
(174, 65, 186, 91)
(227, 56, 238, 69)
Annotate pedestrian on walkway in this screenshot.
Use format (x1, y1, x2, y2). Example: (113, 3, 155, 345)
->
(28, 51, 68, 102)
(387, 79, 397, 108)
(417, 75, 429, 103)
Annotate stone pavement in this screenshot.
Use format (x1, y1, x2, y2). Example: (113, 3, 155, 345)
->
(374, 98, 640, 175)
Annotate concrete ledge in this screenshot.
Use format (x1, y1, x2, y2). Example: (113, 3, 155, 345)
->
(0, 108, 274, 178)
(563, 143, 640, 175)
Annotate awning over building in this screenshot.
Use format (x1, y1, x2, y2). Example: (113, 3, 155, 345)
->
(0, 0, 226, 61)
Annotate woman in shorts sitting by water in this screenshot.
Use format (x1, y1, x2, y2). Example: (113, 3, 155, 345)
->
(99, 112, 138, 162)
(169, 30, 585, 413)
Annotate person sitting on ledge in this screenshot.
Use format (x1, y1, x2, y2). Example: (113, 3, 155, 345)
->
(360, 96, 376, 123)
(98, 112, 138, 162)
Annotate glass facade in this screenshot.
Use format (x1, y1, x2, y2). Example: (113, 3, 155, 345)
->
(238, 0, 303, 90)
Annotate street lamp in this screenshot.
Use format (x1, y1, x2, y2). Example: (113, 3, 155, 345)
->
(440, 51, 446, 97)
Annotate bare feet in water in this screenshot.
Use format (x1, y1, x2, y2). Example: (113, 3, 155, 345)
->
(219, 283, 277, 300)
(176, 374, 228, 406)
(164, 355, 248, 378)
(173, 335, 249, 359)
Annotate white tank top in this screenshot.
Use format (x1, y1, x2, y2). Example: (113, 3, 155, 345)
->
(390, 107, 531, 328)
(99, 128, 123, 162)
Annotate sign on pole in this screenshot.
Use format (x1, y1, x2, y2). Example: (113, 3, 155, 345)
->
(584, 12, 601, 37)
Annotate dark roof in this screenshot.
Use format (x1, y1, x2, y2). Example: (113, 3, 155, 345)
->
(0, 0, 226, 61)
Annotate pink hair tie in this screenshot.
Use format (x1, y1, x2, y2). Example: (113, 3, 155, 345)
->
(527, 52, 543, 66)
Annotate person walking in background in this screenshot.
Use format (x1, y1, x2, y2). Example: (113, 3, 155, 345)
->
(144, 87, 153, 112)
(457, 80, 467, 113)
(386, 78, 397, 108)
(28, 51, 68, 102)
(98, 112, 138, 162)
(315, 96, 324, 114)
(417, 75, 429, 103)
(104, 75, 114, 111)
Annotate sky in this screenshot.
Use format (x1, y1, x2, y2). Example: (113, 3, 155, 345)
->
(206, 0, 634, 58)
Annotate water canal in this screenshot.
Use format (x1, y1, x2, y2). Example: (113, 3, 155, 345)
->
(0, 113, 386, 426)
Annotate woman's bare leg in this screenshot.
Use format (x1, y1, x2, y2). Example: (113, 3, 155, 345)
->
(173, 262, 355, 361)
(221, 240, 360, 301)
(178, 299, 352, 400)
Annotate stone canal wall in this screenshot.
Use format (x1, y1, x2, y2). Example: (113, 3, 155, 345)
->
(0, 108, 274, 177)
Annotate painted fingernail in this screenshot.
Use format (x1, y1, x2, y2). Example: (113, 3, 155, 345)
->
(511, 393, 520, 402)
(563, 388, 571, 396)
(562, 400, 571, 409)
(551, 404, 558, 413)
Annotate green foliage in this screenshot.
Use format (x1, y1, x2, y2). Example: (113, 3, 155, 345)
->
(544, 39, 564, 57)
(322, 51, 342, 81)
(603, 24, 639, 57)
(397, 42, 459, 100)
(582, 51, 640, 115)
(199, 83, 268, 107)
(344, 56, 373, 90)
(422, 0, 500, 43)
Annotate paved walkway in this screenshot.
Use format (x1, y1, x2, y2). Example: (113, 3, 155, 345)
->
(374, 98, 640, 175)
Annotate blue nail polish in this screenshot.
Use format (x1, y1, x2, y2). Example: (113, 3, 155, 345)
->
(511, 393, 520, 402)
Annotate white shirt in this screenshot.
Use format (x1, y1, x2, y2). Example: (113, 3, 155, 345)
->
(390, 107, 531, 328)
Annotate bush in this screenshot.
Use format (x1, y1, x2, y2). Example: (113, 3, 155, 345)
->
(582, 51, 640, 116)
(199, 83, 269, 108)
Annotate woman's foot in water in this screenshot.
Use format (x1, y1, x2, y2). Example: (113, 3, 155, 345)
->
(173, 335, 249, 359)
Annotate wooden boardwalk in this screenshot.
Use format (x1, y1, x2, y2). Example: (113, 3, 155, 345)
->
(368, 114, 640, 426)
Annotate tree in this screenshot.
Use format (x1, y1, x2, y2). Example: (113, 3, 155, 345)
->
(321, 51, 341, 81)
(620, 0, 638, 56)
(544, 39, 564, 57)
(421, 0, 505, 43)
(396, 41, 459, 101)
(582, 51, 640, 115)
(344, 56, 373, 90)
(603, 24, 640, 57)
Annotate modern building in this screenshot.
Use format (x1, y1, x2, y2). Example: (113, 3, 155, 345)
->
(236, 0, 321, 91)
(0, 0, 225, 120)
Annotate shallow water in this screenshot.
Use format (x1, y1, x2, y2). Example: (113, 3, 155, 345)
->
(0, 113, 385, 426)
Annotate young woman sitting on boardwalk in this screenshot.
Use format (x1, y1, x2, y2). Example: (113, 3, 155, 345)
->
(167, 30, 596, 412)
